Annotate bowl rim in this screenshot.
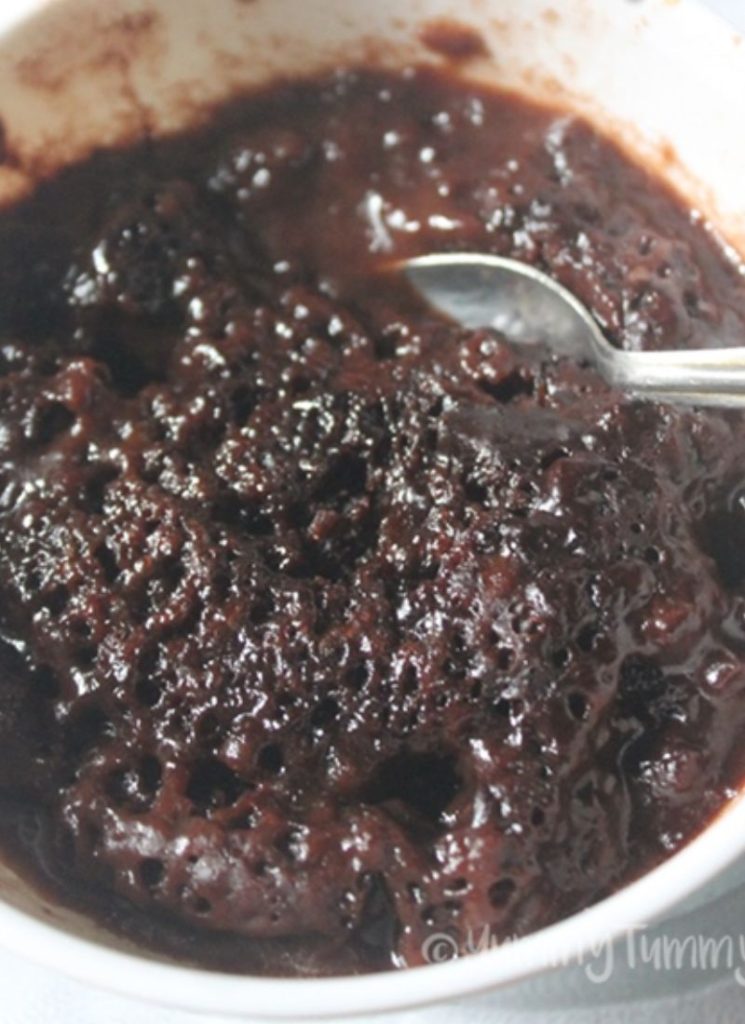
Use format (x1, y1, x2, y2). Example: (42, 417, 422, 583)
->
(0, 0, 744, 1017)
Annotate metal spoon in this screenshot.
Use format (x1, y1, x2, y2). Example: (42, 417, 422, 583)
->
(402, 253, 745, 408)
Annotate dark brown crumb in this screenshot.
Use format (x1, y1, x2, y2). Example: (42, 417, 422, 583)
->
(0, 66, 744, 977)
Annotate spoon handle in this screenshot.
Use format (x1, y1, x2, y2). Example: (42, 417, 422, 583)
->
(604, 347, 745, 408)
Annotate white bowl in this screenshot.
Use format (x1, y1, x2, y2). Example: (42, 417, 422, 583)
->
(0, 0, 744, 1019)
